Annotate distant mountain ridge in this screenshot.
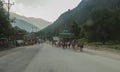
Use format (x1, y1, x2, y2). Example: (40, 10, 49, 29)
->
(11, 18, 39, 32)
(10, 13, 51, 32)
(42, 0, 120, 33)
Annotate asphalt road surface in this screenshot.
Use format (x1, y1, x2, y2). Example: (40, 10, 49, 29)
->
(0, 43, 120, 72)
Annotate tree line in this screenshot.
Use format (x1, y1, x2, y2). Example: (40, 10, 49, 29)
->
(78, 8, 120, 44)
(36, 7, 120, 45)
(0, 0, 13, 38)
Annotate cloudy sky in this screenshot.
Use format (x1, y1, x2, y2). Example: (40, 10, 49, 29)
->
(5, 0, 81, 22)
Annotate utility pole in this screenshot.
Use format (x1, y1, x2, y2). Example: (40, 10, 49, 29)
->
(3, 0, 14, 46)
(31, 25, 34, 44)
(3, 0, 14, 21)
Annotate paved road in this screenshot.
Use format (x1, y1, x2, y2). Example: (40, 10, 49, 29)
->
(0, 45, 41, 72)
(0, 43, 120, 72)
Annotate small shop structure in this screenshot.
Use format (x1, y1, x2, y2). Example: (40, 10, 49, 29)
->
(59, 24, 72, 42)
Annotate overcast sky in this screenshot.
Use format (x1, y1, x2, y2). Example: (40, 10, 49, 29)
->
(5, 0, 81, 22)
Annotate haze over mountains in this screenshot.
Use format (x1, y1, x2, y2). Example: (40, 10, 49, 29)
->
(42, 0, 120, 33)
(10, 13, 51, 32)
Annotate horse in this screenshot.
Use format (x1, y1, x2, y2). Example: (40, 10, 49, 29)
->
(71, 40, 76, 50)
(67, 41, 71, 48)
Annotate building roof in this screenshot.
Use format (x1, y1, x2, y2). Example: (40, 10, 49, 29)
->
(59, 30, 71, 38)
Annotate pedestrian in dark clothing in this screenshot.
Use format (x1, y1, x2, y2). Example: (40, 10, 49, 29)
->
(80, 43, 84, 52)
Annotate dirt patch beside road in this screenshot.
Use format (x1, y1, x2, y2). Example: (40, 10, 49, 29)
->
(86, 45, 120, 54)
(84, 45, 120, 60)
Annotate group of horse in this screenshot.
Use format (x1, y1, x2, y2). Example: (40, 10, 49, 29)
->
(51, 40, 84, 52)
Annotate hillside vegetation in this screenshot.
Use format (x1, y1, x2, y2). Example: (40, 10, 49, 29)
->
(38, 0, 120, 45)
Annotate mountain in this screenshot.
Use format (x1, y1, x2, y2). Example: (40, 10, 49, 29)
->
(10, 13, 51, 32)
(14, 26, 27, 33)
(42, 0, 120, 33)
(11, 18, 39, 32)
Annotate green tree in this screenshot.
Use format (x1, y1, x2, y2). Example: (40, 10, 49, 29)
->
(0, 0, 12, 38)
(70, 21, 81, 39)
(83, 8, 120, 44)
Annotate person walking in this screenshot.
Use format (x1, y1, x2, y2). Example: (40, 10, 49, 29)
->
(80, 42, 84, 52)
